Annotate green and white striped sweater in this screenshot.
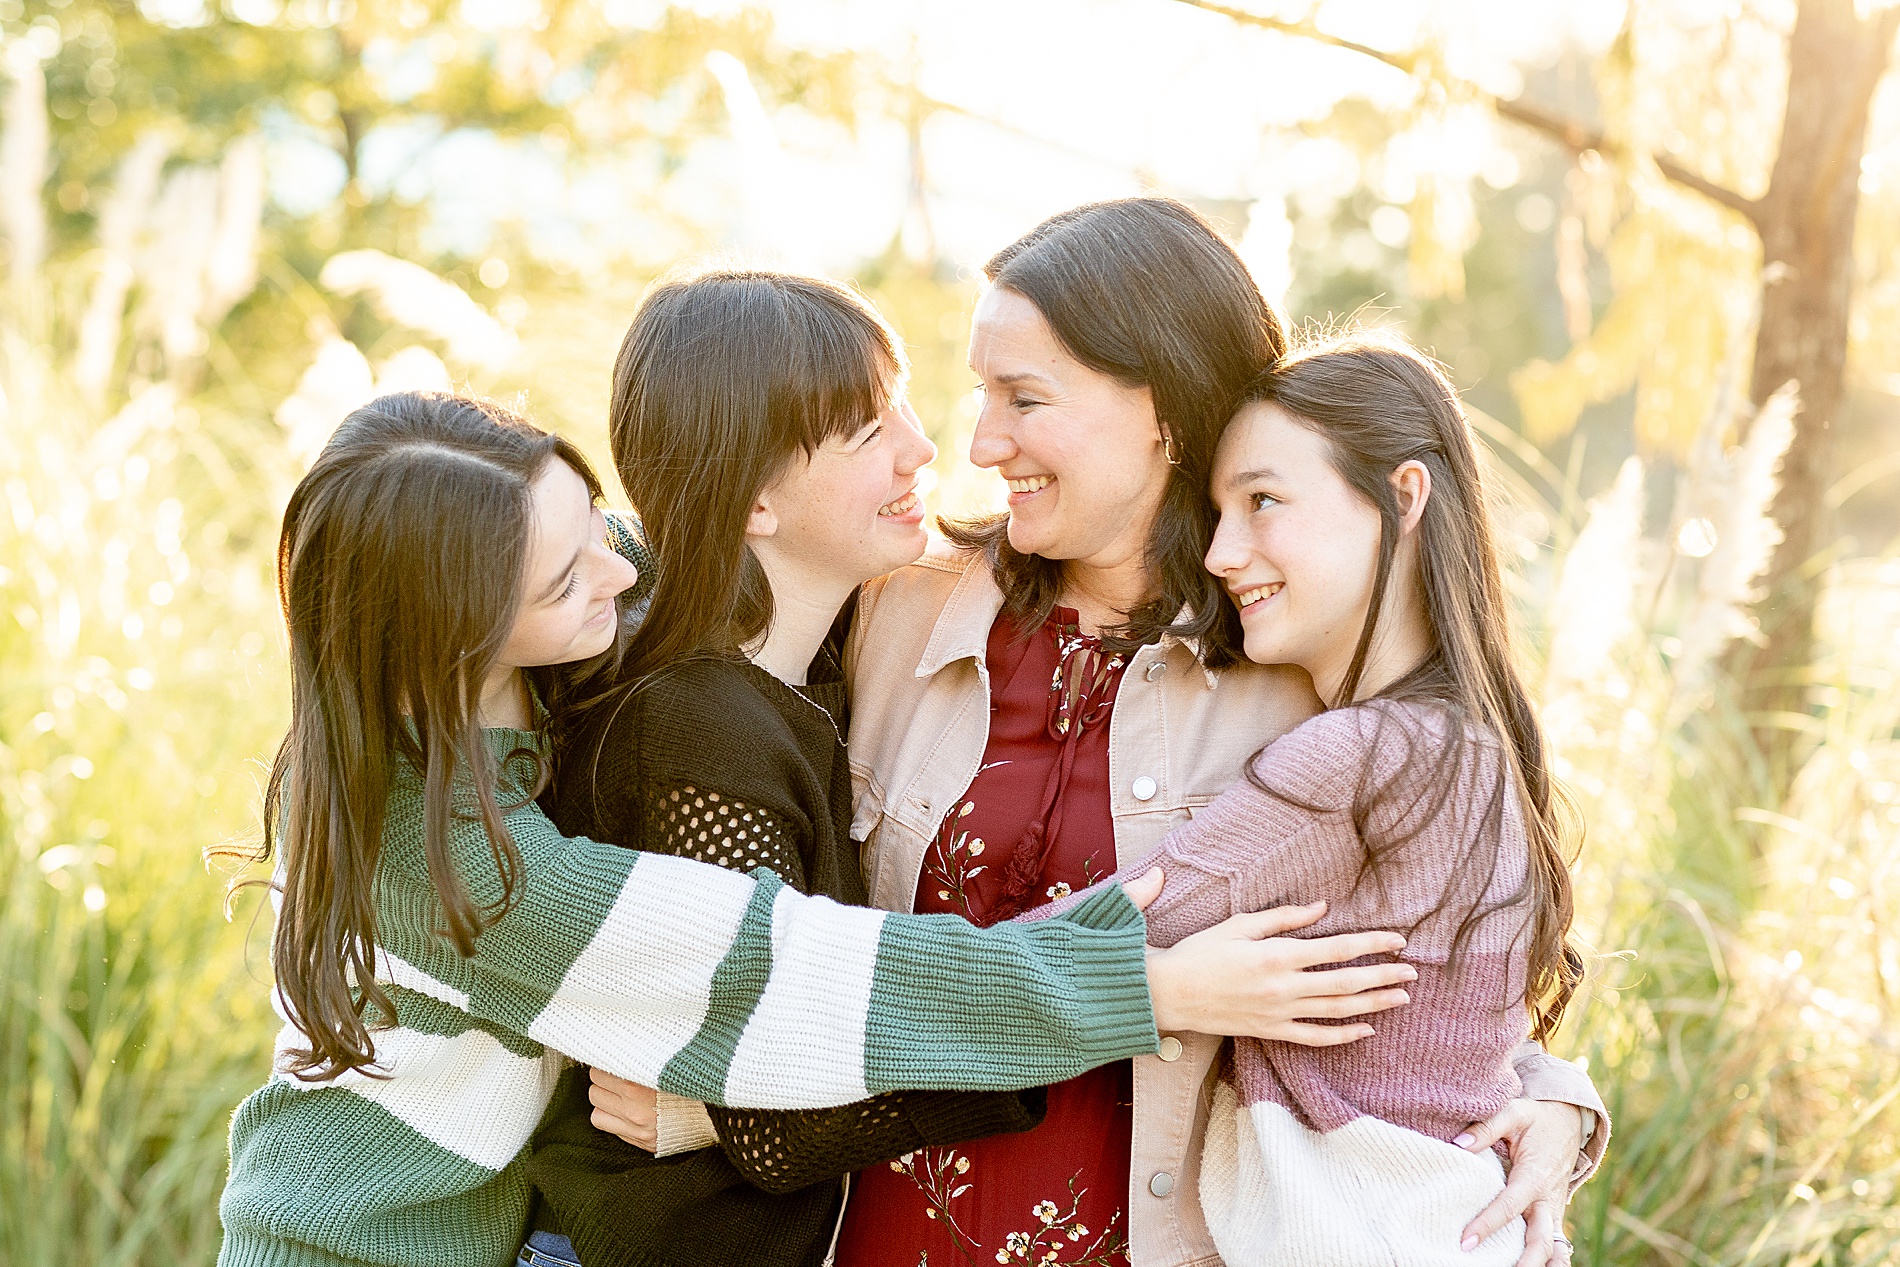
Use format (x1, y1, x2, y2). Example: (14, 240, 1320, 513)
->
(218, 719, 1158, 1267)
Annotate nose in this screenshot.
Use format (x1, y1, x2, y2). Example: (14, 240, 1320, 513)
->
(894, 400, 938, 475)
(967, 393, 1015, 470)
(596, 537, 640, 599)
(1202, 506, 1249, 579)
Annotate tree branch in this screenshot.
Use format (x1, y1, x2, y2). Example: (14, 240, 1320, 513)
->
(1169, 0, 1764, 228)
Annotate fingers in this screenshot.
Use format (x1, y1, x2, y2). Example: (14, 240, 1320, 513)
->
(1512, 1198, 1562, 1267)
(1461, 1154, 1539, 1249)
(1455, 1100, 1534, 1154)
(1283, 987, 1411, 1021)
(1288, 928, 1407, 968)
(1218, 901, 1328, 939)
(1294, 961, 1418, 1001)
(588, 1075, 658, 1150)
(1272, 1020, 1378, 1047)
(1123, 867, 1165, 911)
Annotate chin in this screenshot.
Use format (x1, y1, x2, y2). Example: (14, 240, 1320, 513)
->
(1004, 517, 1063, 561)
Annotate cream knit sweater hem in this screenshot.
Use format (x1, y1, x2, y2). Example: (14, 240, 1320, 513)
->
(1199, 1082, 1522, 1267)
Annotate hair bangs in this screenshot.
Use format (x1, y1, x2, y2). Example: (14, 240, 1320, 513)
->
(776, 283, 905, 454)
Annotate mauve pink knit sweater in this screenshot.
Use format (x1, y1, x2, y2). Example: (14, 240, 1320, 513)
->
(1130, 697, 1535, 1145)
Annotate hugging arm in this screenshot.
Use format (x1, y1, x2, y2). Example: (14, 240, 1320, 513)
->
(624, 1083, 1046, 1194)
(603, 784, 1050, 1192)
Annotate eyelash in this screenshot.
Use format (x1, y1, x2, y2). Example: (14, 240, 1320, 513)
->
(972, 385, 1042, 411)
(560, 572, 580, 600)
(1250, 492, 1279, 512)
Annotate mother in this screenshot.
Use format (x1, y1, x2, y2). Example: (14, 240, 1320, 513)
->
(834, 198, 1606, 1267)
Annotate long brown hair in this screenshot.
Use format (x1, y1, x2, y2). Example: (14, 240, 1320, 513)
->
(1242, 334, 1584, 1040)
(261, 391, 608, 1080)
(942, 196, 1284, 668)
(604, 268, 903, 683)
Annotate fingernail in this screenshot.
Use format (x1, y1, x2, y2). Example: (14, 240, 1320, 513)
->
(1388, 935, 1407, 950)
(1461, 1236, 1479, 1252)
(1401, 966, 1419, 980)
(1453, 1133, 1475, 1148)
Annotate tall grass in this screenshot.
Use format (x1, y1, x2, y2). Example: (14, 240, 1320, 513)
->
(0, 226, 286, 1262)
(1484, 378, 1900, 1265)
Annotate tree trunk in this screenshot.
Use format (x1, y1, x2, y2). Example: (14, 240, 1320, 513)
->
(1739, 0, 1898, 780)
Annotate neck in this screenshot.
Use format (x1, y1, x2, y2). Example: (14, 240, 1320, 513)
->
(1057, 552, 1161, 639)
(744, 547, 855, 686)
(477, 665, 532, 729)
(1311, 596, 1434, 706)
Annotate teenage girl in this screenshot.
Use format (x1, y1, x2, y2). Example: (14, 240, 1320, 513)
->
(523, 272, 1049, 1267)
(213, 391, 1347, 1267)
(1086, 333, 1595, 1265)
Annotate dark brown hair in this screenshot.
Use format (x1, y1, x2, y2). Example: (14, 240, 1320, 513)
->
(260, 391, 608, 1080)
(1241, 334, 1584, 1040)
(605, 267, 903, 683)
(942, 196, 1284, 666)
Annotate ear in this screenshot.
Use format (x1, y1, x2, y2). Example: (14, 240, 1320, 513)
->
(1391, 460, 1432, 535)
(745, 491, 779, 540)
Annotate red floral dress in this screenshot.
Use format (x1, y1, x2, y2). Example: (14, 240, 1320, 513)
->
(835, 608, 1134, 1267)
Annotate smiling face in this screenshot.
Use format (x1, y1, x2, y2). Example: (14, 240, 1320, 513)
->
(497, 458, 640, 671)
(966, 286, 1173, 569)
(752, 383, 939, 589)
(1204, 400, 1395, 700)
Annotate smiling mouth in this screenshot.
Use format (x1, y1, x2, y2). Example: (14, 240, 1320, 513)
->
(1006, 475, 1054, 494)
(878, 490, 920, 517)
(1233, 583, 1284, 610)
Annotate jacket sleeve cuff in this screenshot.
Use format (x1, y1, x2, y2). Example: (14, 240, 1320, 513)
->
(652, 1090, 721, 1157)
(1510, 1040, 1610, 1193)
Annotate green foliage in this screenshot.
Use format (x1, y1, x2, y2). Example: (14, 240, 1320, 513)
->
(0, 329, 286, 1263)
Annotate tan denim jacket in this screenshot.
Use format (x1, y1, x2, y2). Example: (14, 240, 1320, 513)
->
(844, 545, 1608, 1267)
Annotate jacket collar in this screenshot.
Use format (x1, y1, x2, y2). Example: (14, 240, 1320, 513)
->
(915, 553, 1008, 678)
(911, 550, 1220, 689)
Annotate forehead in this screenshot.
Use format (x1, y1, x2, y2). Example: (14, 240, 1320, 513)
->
(969, 286, 1068, 367)
(525, 460, 592, 561)
(1215, 401, 1331, 472)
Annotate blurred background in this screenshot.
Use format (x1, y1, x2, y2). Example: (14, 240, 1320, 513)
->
(2, 0, 1898, 1262)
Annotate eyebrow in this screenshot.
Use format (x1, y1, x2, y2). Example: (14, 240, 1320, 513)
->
(973, 368, 1061, 390)
(1224, 467, 1282, 492)
(535, 541, 585, 603)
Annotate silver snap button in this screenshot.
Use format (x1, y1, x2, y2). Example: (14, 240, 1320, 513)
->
(1131, 776, 1157, 802)
(1157, 1035, 1182, 1062)
(1149, 1171, 1174, 1198)
(1145, 661, 1166, 681)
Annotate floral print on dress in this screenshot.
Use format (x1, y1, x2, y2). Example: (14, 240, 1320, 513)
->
(835, 607, 1134, 1267)
(887, 1149, 1128, 1267)
(923, 799, 987, 920)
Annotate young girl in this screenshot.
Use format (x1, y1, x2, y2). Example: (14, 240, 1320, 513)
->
(524, 272, 1053, 1267)
(1085, 332, 1593, 1265)
(215, 391, 1285, 1267)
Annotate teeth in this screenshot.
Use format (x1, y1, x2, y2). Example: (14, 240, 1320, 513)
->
(878, 491, 919, 517)
(1006, 475, 1055, 494)
(1235, 583, 1284, 609)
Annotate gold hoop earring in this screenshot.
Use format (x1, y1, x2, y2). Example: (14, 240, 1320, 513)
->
(1161, 431, 1182, 467)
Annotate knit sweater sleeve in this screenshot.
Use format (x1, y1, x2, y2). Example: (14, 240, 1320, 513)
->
(1116, 706, 1384, 950)
(410, 800, 1156, 1109)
